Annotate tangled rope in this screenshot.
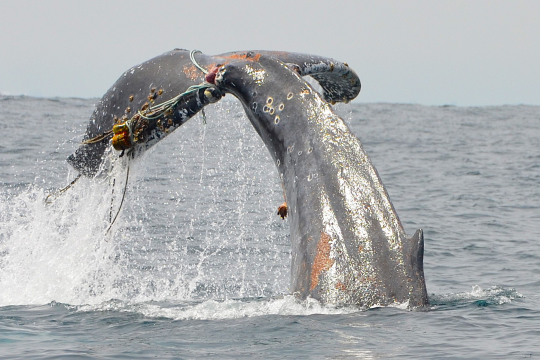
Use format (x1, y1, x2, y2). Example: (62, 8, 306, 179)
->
(106, 160, 130, 235)
(83, 49, 218, 146)
(44, 174, 82, 204)
(47, 50, 220, 219)
(83, 130, 113, 144)
(136, 83, 213, 121)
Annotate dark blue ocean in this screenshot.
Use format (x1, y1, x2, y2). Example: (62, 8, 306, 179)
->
(0, 96, 538, 359)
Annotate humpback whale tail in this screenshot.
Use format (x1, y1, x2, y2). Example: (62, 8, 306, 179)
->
(210, 53, 429, 307)
(66, 49, 360, 178)
(62, 48, 429, 307)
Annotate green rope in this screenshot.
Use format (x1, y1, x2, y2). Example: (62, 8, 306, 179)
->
(189, 50, 210, 124)
(136, 83, 210, 121)
(82, 50, 215, 146)
(189, 49, 208, 75)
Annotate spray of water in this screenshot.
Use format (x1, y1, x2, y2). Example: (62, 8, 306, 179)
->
(0, 100, 291, 309)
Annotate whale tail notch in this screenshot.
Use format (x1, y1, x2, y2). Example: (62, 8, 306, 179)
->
(408, 229, 429, 306)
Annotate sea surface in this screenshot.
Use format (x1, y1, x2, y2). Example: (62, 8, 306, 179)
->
(0, 96, 538, 359)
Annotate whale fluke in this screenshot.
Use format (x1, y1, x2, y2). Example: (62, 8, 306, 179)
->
(221, 51, 361, 103)
(67, 49, 360, 177)
(64, 49, 429, 308)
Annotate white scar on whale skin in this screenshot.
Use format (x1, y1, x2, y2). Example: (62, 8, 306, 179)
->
(244, 64, 266, 85)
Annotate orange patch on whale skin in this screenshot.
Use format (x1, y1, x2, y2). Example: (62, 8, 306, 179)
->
(224, 53, 261, 62)
(183, 64, 201, 81)
(310, 233, 334, 291)
(184, 63, 220, 81)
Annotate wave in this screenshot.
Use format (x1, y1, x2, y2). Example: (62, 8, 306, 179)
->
(72, 295, 361, 320)
(429, 285, 523, 308)
(2, 283, 519, 323)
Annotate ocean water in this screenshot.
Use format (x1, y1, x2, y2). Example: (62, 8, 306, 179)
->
(0, 96, 539, 359)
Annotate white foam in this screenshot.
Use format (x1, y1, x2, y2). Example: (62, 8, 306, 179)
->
(75, 295, 361, 320)
(430, 285, 523, 306)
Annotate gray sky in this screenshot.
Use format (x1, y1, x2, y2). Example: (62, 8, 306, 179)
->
(1, 0, 538, 106)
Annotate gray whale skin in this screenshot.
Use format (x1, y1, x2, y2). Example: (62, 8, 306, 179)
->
(68, 49, 428, 308)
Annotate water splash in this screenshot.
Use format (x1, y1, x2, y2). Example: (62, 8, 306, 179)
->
(0, 179, 123, 305)
(0, 100, 291, 307)
(74, 295, 360, 320)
